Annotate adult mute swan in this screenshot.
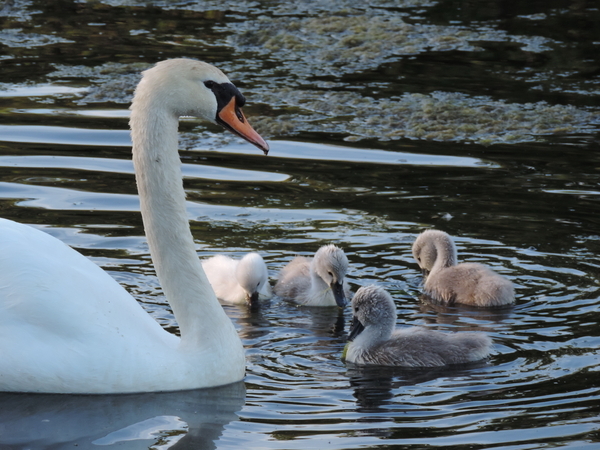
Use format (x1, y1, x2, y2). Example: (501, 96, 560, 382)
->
(274, 244, 350, 307)
(202, 252, 272, 306)
(412, 230, 515, 307)
(343, 285, 492, 367)
(0, 58, 269, 394)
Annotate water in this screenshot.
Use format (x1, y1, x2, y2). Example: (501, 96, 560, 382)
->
(1, 0, 600, 448)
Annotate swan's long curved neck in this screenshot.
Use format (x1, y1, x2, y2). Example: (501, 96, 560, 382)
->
(130, 102, 228, 347)
(432, 238, 458, 274)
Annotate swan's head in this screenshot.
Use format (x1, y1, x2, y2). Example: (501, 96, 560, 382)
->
(412, 229, 457, 275)
(236, 252, 269, 307)
(312, 244, 349, 308)
(133, 58, 269, 154)
(348, 285, 396, 342)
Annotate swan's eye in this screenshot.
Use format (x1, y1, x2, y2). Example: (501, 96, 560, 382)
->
(204, 80, 215, 89)
(235, 106, 245, 123)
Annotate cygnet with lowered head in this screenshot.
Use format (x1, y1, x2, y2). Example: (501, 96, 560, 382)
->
(344, 285, 492, 367)
(412, 229, 515, 307)
(274, 244, 350, 307)
(202, 253, 272, 307)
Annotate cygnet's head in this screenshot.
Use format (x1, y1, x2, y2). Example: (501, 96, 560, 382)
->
(412, 229, 457, 275)
(132, 58, 268, 153)
(312, 244, 349, 308)
(236, 252, 269, 307)
(348, 285, 396, 343)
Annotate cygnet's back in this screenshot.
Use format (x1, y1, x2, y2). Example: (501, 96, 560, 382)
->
(274, 244, 350, 307)
(412, 229, 514, 307)
(202, 252, 271, 306)
(344, 285, 492, 367)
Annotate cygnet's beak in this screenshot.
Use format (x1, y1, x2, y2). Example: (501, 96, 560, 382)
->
(331, 281, 347, 308)
(347, 316, 365, 341)
(217, 97, 269, 155)
(246, 291, 260, 308)
(421, 268, 430, 278)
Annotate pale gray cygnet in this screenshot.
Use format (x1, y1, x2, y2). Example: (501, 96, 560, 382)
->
(412, 229, 515, 307)
(344, 285, 492, 367)
(274, 244, 350, 307)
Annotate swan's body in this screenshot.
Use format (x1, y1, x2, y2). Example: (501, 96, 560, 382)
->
(412, 229, 515, 307)
(0, 58, 269, 393)
(274, 244, 350, 307)
(202, 253, 272, 306)
(344, 285, 492, 367)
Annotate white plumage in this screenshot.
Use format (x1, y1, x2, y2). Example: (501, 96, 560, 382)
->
(0, 58, 269, 393)
(202, 252, 272, 306)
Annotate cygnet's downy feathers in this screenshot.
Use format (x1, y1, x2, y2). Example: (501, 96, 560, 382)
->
(344, 285, 492, 367)
(412, 229, 515, 307)
(202, 252, 271, 306)
(274, 244, 350, 307)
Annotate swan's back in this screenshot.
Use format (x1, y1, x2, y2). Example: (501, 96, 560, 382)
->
(273, 256, 312, 300)
(424, 262, 514, 307)
(0, 219, 178, 393)
(357, 327, 492, 367)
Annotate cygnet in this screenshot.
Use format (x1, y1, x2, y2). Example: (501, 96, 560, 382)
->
(343, 285, 493, 367)
(274, 244, 350, 307)
(412, 229, 515, 307)
(202, 252, 271, 306)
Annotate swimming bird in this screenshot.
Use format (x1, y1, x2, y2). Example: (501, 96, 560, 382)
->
(202, 252, 272, 306)
(412, 229, 515, 307)
(344, 285, 492, 367)
(274, 244, 350, 307)
(0, 58, 269, 394)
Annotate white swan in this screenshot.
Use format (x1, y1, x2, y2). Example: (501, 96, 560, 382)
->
(274, 244, 350, 307)
(412, 229, 515, 307)
(0, 58, 269, 394)
(343, 285, 492, 367)
(201, 252, 272, 306)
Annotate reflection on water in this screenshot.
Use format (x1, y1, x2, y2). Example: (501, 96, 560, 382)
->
(1, 0, 600, 449)
(0, 382, 246, 449)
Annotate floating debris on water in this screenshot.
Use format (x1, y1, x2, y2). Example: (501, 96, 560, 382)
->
(0, 28, 73, 47)
(49, 63, 149, 104)
(229, 12, 558, 78)
(34, 3, 599, 146)
(250, 90, 600, 145)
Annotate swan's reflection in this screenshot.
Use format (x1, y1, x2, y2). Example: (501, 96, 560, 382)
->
(416, 294, 514, 329)
(347, 361, 489, 414)
(0, 381, 245, 450)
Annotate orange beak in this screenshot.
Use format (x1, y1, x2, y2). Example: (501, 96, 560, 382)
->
(217, 97, 269, 155)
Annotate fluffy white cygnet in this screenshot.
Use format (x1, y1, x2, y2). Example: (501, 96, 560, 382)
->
(202, 253, 272, 306)
(412, 229, 515, 307)
(343, 285, 493, 367)
(274, 244, 350, 307)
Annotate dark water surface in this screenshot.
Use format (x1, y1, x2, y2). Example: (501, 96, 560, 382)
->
(1, 0, 599, 449)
